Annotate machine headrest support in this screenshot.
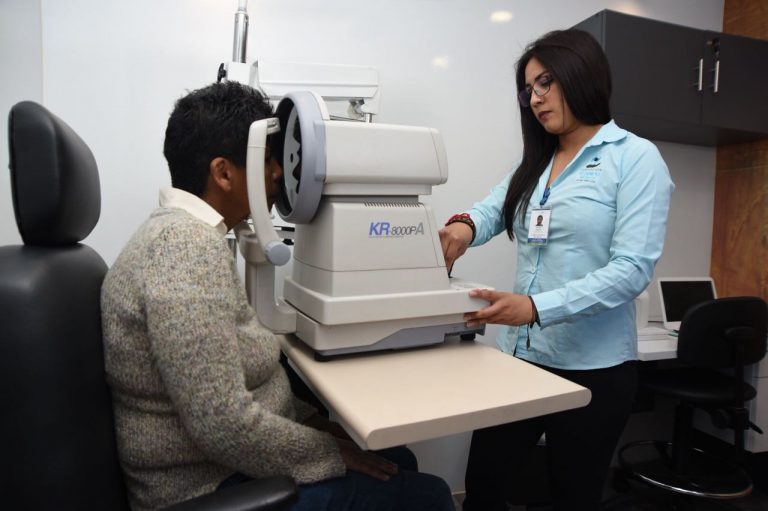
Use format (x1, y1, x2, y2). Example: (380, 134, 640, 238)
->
(8, 101, 100, 246)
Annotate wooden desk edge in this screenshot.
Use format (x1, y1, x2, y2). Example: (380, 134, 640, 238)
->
(279, 335, 592, 449)
(364, 386, 592, 449)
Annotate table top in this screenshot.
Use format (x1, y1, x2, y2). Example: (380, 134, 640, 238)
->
(279, 335, 592, 450)
(637, 339, 678, 361)
(637, 322, 678, 361)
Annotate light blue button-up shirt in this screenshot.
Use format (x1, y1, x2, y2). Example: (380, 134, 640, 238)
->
(468, 121, 674, 369)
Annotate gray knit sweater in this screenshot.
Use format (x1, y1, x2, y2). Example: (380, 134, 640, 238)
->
(101, 207, 345, 511)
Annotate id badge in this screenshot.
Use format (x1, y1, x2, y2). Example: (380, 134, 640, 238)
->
(527, 207, 551, 246)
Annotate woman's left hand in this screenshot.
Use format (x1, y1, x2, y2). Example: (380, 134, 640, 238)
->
(464, 289, 534, 327)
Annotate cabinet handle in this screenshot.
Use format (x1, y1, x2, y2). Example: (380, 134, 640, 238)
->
(713, 60, 720, 94)
(697, 58, 703, 91)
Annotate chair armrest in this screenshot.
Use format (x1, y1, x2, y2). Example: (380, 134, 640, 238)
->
(163, 475, 298, 511)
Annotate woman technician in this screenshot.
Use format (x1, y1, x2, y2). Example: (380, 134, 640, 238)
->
(439, 29, 674, 511)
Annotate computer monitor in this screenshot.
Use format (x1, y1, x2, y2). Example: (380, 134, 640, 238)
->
(657, 277, 717, 331)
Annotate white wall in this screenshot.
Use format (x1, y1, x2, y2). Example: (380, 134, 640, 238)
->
(0, 0, 42, 244)
(650, 141, 717, 319)
(0, 0, 724, 492)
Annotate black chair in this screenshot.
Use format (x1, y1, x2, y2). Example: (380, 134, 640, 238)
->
(616, 296, 768, 508)
(0, 101, 298, 510)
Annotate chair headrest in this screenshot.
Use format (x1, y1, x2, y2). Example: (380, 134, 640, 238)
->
(8, 101, 100, 245)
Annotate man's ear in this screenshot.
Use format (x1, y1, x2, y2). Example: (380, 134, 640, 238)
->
(208, 157, 236, 193)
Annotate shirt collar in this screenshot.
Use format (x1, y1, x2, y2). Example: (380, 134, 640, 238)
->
(585, 119, 627, 148)
(538, 120, 627, 190)
(158, 187, 229, 237)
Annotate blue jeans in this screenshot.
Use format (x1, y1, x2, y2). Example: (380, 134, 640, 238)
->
(218, 446, 454, 511)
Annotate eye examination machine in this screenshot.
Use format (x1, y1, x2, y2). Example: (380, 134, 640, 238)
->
(235, 91, 490, 358)
(220, 0, 491, 358)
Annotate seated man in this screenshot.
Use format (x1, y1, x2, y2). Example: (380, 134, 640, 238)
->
(101, 81, 454, 511)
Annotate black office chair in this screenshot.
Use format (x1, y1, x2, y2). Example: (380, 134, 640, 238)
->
(0, 101, 298, 510)
(615, 296, 768, 508)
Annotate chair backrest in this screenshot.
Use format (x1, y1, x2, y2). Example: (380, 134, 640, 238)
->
(1, 102, 129, 510)
(677, 296, 768, 369)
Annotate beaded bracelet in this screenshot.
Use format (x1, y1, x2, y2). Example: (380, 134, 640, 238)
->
(445, 213, 476, 243)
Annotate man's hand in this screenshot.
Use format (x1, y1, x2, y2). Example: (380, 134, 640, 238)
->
(438, 222, 473, 273)
(303, 413, 352, 441)
(335, 438, 399, 481)
(464, 290, 534, 327)
(306, 415, 398, 480)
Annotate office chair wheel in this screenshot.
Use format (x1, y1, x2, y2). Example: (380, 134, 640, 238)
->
(618, 440, 752, 499)
(460, 333, 476, 341)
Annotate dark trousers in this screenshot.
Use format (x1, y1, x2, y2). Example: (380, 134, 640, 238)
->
(219, 446, 455, 511)
(463, 360, 638, 511)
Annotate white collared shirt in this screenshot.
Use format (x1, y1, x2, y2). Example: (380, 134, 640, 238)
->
(158, 187, 228, 237)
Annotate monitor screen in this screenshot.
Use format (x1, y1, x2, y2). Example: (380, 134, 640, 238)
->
(659, 279, 716, 323)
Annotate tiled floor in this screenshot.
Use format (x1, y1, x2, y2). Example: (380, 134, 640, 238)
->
(447, 430, 768, 511)
(599, 487, 768, 511)
(450, 488, 768, 510)
(603, 496, 768, 510)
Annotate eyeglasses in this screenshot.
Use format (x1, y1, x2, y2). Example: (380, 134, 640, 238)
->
(517, 75, 554, 108)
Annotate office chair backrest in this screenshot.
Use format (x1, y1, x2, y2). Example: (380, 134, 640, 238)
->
(0, 102, 129, 510)
(677, 296, 768, 369)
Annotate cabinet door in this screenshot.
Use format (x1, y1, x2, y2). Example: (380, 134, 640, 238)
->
(601, 11, 704, 126)
(702, 31, 768, 135)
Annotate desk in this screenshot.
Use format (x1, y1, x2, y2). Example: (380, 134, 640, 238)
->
(279, 335, 591, 450)
(637, 322, 677, 361)
(637, 339, 677, 361)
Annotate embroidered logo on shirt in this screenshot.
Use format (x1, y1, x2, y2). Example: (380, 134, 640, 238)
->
(576, 157, 602, 183)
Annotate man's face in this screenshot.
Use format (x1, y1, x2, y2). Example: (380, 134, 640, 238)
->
(233, 149, 284, 221)
(264, 149, 284, 211)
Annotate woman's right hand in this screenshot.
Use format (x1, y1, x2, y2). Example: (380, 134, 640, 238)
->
(335, 438, 399, 481)
(438, 222, 474, 273)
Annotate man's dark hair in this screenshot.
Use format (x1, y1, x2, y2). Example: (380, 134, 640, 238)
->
(502, 29, 612, 239)
(163, 81, 273, 197)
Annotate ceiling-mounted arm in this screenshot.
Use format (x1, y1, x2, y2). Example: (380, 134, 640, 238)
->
(218, 0, 253, 83)
(232, 0, 249, 64)
(217, 2, 381, 121)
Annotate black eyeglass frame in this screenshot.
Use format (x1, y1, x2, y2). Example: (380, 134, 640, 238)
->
(518, 75, 554, 108)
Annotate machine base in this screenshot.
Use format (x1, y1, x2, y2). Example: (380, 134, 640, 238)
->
(302, 321, 485, 360)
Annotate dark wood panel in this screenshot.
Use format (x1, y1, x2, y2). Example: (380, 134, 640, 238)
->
(724, 0, 768, 39)
(711, 150, 768, 300)
(712, 0, 768, 302)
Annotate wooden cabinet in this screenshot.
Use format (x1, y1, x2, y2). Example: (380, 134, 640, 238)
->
(574, 10, 768, 146)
